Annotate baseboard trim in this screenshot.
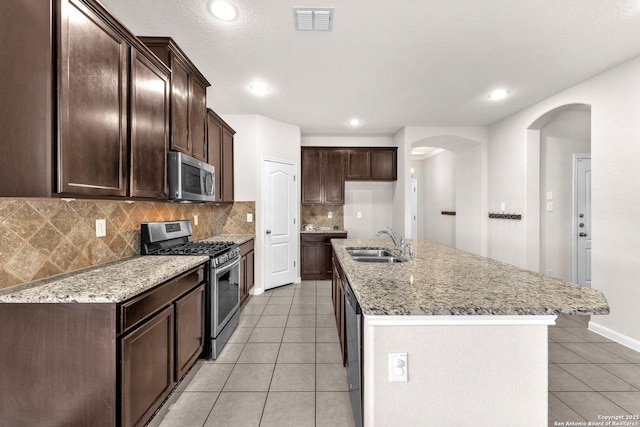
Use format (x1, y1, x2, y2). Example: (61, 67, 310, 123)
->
(589, 321, 640, 352)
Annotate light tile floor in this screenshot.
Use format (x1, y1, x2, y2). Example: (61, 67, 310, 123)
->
(548, 314, 640, 427)
(149, 280, 356, 427)
(148, 280, 640, 427)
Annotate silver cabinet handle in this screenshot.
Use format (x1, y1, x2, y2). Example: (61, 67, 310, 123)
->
(266, 229, 271, 234)
(579, 232, 587, 237)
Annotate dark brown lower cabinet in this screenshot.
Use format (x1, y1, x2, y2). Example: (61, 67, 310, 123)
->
(301, 232, 347, 280)
(121, 305, 175, 427)
(175, 284, 205, 380)
(332, 252, 346, 365)
(0, 263, 206, 427)
(240, 239, 255, 304)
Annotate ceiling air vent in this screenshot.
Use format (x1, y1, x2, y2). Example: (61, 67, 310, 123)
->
(293, 7, 334, 31)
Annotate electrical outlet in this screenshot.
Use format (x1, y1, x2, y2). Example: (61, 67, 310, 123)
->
(328, 211, 333, 219)
(95, 219, 106, 237)
(247, 213, 253, 223)
(357, 211, 362, 219)
(546, 191, 553, 200)
(389, 353, 408, 382)
(193, 214, 199, 225)
(500, 202, 506, 211)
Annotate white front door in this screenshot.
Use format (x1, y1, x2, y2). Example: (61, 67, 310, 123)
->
(263, 159, 298, 290)
(574, 155, 591, 286)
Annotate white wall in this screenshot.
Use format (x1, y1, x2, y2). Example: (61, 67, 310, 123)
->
(343, 182, 394, 239)
(540, 110, 591, 281)
(418, 150, 457, 247)
(456, 145, 483, 254)
(487, 55, 640, 348)
(222, 114, 301, 292)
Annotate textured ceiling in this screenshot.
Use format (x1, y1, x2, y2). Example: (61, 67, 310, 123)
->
(100, 0, 640, 136)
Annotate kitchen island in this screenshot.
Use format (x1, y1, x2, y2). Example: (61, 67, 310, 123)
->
(331, 239, 609, 427)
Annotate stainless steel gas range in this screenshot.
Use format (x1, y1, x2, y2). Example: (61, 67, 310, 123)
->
(140, 220, 241, 359)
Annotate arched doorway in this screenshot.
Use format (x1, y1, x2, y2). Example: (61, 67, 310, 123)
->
(410, 135, 483, 254)
(526, 104, 591, 284)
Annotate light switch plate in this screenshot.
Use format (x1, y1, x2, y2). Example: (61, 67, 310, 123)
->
(357, 211, 362, 219)
(247, 213, 253, 223)
(546, 202, 554, 212)
(193, 214, 199, 225)
(328, 211, 333, 219)
(95, 219, 106, 237)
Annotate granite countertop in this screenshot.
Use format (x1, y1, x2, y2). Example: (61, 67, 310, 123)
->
(0, 256, 209, 304)
(301, 228, 348, 234)
(332, 239, 609, 316)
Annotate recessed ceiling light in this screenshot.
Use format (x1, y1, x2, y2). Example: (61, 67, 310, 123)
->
(488, 89, 510, 100)
(347, 118, 363, 127)
(248, 81, 270, 96)
(210, 0, 238, 21)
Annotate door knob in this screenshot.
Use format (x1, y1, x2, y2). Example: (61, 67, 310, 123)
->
(579, 213, 584, 218)
(579, 232, 587, 237)
(266, 229, 271, 234)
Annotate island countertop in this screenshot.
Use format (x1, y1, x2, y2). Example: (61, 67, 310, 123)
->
(0, 255, 209, 304)
(332, 238, 609, 316)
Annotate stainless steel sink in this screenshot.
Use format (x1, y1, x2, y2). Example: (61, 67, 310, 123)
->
(346, 248, 403, 263)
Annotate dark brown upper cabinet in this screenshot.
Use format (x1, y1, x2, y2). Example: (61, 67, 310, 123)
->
(58, 0, 129, 197)
(301, 148, 345, 205)
(346, 148, 397, 181)
(345, 149, 371, 180)
(129, 48, 170, 199)
(140, 37, 210, 162)
(207, 109, 235, 203)
(0, 0, 172, 200)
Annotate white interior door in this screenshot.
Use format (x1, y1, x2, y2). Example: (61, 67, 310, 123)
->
(263, 159, 298, 290)
(411, 179, 418, 239)
(574, 155, 591, 286)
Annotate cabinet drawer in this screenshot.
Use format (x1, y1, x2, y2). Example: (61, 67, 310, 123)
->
(239, 239, 254, 256)
(120, 264, 205, 333)
(301, 233, 347, 243)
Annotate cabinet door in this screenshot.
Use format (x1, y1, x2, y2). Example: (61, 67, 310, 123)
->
(324, 150, 345, 204)
(58, 0, 128, 196)
(121, 305, 174, 427)
(207, 110, 223, 200)
(175, 284, 205, 380)
(346, 149, 370, 180)
(302, 149, 323, 204)
(246, 250, 255, 293)
(130, 48, 169, 199)
(189, 78, 207, 162)
(240, 254, 248, 303)
(324, 242, 334, 278)
(221, 127, 235, 202)
(336, 274, 346, 365)
(371, 149, 397, 181)
(301, 241, 324, 278)
(0, 0, 53, 197)
(169, 55, 190, 154)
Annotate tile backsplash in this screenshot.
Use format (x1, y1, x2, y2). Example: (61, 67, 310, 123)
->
(301, 205, 344, 229)
(0, 198, 255, 289)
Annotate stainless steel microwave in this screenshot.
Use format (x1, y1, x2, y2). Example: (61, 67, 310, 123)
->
(168, 152, 215, 203)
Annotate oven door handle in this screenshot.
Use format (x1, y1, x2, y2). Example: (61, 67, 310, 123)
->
(215, 257, 241, 274)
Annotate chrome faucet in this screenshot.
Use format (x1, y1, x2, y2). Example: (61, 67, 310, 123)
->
(376, 226, 414, 259)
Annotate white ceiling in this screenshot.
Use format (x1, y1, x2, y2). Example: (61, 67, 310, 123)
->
(100, 0, 640, 136)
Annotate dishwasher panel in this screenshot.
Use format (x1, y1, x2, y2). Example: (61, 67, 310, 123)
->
(344, 276, 363, 427)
